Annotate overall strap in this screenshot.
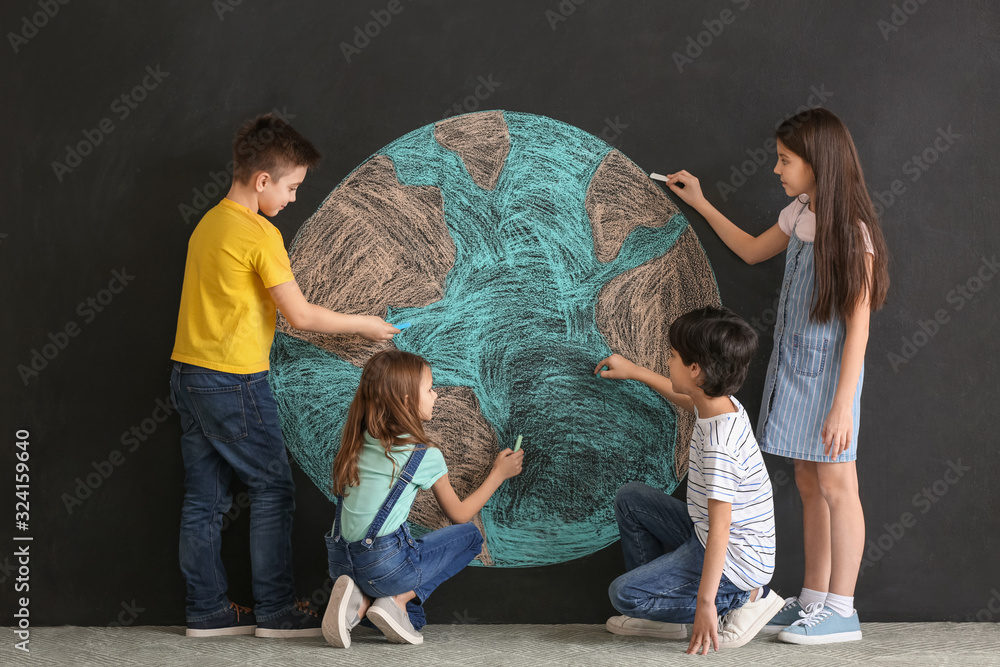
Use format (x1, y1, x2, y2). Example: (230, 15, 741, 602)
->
(333, 489, 346, 541)
(358, 447, 427, 547)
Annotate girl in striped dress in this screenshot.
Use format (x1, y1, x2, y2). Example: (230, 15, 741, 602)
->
(664, 108, 889, 644)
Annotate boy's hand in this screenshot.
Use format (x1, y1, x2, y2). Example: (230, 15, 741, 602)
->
(594, 354, 639, 381)
(492, 448, 524, 480)
(357, 316, 400, 342)
(664, 170, 708, 209)
(686, 602, 720, 655)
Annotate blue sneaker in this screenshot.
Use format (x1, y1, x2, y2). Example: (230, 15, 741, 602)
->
(255, 600, 323, 638)
(186, 601, 256, 637)
(762, 596, 805, 635)
(777, 603, 863, 644)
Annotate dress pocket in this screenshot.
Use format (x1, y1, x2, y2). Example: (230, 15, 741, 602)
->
(791, 334, 828, 378)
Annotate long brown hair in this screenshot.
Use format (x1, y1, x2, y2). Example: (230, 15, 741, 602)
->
(332, 350, 436, 497)
(777, 108, 889, 322)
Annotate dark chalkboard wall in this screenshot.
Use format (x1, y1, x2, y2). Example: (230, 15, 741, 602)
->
(3, 0, 998, 626)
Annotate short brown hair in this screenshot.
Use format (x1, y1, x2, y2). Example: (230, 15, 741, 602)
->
(231, 113, 321, 185)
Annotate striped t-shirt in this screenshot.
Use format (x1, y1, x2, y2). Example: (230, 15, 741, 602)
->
(687, 396, 776, 591)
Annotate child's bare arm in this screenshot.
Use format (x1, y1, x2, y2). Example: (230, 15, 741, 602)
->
(431, 449, 523, 524)
(595, 354, 695, 413)
(824, 252, 873, 459)
(268, 279, 398, 340)
(664, 170, 790, 265)
(687, 499, 732, 655)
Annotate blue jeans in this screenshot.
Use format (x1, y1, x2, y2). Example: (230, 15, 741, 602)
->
(325, 521, 483, 630)
(608, 482, 751, 623)
(170, 362, 297, 623)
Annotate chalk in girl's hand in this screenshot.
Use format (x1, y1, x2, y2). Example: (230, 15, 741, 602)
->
(514, 435, 523, 452)
(651, 172, 684, 188)
(395, 322, 412, 330)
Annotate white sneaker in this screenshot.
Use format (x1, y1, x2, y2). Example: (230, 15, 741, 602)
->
(322, 575, 363, 648)
(605, 615, 686, 639)
(718, 589, 786, 649)
(367, 597, 423, 645)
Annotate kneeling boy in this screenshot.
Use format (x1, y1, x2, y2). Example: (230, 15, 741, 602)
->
(595, 306, 782, 654)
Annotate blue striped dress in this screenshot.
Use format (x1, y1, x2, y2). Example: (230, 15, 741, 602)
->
(757, 199, 863, 462)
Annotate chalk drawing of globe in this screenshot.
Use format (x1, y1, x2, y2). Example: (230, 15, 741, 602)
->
(269, 111, 720, 567)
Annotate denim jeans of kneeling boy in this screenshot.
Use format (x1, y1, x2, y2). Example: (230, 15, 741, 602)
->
(608, 481, 751, 624)
(171, 362, 298, 623)
(326, 521, 483, 630)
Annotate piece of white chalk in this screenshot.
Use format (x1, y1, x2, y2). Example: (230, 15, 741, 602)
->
(650, 172, 670, 183)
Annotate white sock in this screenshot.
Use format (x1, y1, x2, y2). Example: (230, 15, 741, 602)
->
(825, 593, 855, 617)
(798, 587, 827, 609)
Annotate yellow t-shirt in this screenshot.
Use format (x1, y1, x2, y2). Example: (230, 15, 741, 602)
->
(171, 198, 295, 373)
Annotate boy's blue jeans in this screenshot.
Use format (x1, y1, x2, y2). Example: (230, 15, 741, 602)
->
(170, 362, 297, 623)
(325, 521, 483, 630)
(608, 482, 751, 623)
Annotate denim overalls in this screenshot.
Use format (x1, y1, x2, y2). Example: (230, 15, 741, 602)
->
(757, 199, 863, 462)
(325, 447, 483, 630)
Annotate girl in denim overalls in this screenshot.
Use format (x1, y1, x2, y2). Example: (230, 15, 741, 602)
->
(665, 108, 889, 644)
(321, 349, 524, 648)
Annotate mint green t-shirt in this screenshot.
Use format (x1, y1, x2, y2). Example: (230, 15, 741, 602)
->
(338, 431, 449, 542)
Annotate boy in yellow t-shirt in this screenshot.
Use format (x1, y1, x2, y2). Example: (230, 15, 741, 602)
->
(170, 113, 399, 638)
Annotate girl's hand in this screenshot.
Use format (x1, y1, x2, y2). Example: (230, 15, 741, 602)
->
(822, 402, 854, 460)
(492, 448, 524, 480)
(686, 602, 719, 655)
(594, 354, 639, 381)
(664, 170, 708, 208)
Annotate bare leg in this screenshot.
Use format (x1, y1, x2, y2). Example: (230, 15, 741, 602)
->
(794, 460, 832, 593)
(358, 594, 372, 619)
(393, 590, 417, 608)
(816, 461, 865, 598)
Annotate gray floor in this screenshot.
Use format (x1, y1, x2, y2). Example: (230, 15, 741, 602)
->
(5, 624, 999, 666)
